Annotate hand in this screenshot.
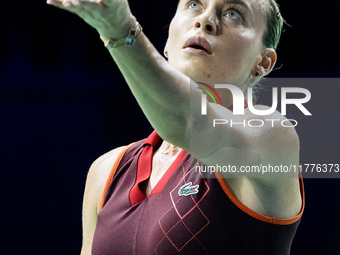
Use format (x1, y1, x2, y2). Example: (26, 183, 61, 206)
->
(47, 0, 136, 39)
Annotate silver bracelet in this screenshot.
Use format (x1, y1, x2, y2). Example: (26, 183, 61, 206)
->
(100, 22, 143, 50)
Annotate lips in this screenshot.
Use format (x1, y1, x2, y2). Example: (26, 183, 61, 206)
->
(183, 36, 212, 55)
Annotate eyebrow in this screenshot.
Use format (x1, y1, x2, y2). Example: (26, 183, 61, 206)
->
(223, 0, 252, 11)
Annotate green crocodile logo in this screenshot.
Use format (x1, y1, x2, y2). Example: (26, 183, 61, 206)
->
(178, 182, 199, 196)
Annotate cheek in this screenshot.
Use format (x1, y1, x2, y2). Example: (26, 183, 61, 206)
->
(231, 29, 257, 55)
(168, 17, 189, 66)
(169, 17, 186, 49)
(221, 31, 259, 69)
(168, 12, 196, 50)
(167, 26, 179, 66)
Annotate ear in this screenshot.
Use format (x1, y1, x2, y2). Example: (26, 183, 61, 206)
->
(258, 48, 277, 76)
(163, 39, 169, 56)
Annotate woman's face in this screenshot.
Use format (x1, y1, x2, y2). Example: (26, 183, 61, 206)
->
(167, 0, 270, 86)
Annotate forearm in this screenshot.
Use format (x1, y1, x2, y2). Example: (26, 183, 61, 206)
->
(47, 0, 201, 149)
(107, 30, 198, 149)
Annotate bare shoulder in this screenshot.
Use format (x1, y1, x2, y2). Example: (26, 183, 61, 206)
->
(81, 146, 126, 255)
(86, 146, 126, 212)
(245, 104, 300, 162)
(241, 105, 302, 218)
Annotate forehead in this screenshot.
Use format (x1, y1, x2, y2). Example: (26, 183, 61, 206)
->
(177, 0, 269, 16)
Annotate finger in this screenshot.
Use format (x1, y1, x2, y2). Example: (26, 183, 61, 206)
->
(47, 0, 78, 13)
(47, 0, 74, 8)
(48, 0, 88, 17)
(47, 0, 62, 5)
(79, 0, 106, 6)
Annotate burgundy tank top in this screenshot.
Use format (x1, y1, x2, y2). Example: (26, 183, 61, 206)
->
(92, 131, 305, 255)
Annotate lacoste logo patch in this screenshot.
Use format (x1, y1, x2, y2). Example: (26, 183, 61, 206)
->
(178, 182, 199, 196)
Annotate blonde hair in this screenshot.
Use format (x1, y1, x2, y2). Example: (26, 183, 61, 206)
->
(248, 0, 285, 102)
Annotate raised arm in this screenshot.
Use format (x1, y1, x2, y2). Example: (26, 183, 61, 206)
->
(47, 0, 191, 143)
(47, 0, 300, 180)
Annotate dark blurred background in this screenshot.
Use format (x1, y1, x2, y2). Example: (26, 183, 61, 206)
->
(1, 1, 339, 254)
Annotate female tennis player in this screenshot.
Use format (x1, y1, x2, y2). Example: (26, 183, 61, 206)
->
(48, 0, 304, 254)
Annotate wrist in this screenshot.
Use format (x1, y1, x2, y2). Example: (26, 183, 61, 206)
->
(99, 18, 142, 50)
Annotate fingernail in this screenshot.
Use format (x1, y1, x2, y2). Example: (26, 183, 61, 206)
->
(63, 0, 71, 6)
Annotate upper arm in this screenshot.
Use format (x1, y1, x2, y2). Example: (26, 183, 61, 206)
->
(80, 146, 125, 255)
(189, 103, 300, 179)
(186, 103, 302, 217)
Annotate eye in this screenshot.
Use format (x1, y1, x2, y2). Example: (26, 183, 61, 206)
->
(186, 0, 201, 10)
(225, 7, 244, 21)
(190, 3, 200, 9)
(226, 9, 241, 20)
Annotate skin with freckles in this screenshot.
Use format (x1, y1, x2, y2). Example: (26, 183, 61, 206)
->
(167, 0, 275, 86)
(47, 1, 303, 254)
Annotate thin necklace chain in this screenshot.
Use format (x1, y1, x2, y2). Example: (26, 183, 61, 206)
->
(145, 141, 181, 194)
(152, 141, 181, 183)
(161, 141, 180, 155)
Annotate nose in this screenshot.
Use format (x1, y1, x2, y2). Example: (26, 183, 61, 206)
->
(194, 10, 218, 35)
